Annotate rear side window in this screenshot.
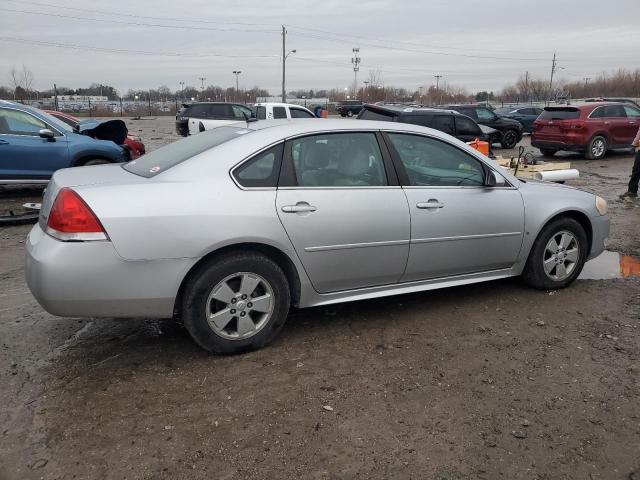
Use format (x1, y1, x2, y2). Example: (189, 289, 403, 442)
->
(290, 108, 315, 118)
(358, 109, 395, 121)
(540, 108, 580, 120)
(210, 104, 233, 118)
(186, 104, 209, 118)
(455, 116, 482, 136)
(123, 126, 252, 178)
(256, 106, 266, 120)
(603, 105, 626, 118)
(273, 107, 287, 119)
(433, 115, 455, 135)
(400, 114, 433, 128)
(232, 143, 283, 188)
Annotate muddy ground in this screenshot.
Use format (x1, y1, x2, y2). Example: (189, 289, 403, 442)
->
(1, 117, 639, 480)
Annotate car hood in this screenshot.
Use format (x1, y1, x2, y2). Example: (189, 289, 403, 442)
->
(78, 119, 128, 145)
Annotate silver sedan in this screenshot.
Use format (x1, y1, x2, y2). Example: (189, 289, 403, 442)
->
(26, 119, 610, 354)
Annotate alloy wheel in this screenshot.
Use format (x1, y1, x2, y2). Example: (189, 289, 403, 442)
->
(542, 231, 580, 281)
(591, 138, 605, 158)
(206, 272, 274, 340)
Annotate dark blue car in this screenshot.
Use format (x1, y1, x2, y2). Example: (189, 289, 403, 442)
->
(0, 101, 128, 184)
(494, 106, 543, 133)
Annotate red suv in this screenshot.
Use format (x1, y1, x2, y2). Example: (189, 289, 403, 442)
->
(532, 102, 640, 159)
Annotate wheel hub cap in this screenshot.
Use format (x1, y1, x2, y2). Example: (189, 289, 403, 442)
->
(543, 231, 580, 281)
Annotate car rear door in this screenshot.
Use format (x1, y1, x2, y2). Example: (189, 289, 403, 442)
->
(383, 132, 524, 281)
(275, 131, 410, 293)
(0, 107, 69, 180)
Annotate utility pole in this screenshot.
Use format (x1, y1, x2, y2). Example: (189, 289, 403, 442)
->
(281, 25, 296, 103)
(351, 47, 360, 97)
(282, 25, 286, 103)
(233, 71, 242, 101)
(524, 71, 529, 103)
(547, 52, 556, 106)
(199, 77, 206, 101)
(179, 81, 185, 101)
(53, 83, 58, 111)
(583, 77, 591, 95)
(434, 75, 443, 105)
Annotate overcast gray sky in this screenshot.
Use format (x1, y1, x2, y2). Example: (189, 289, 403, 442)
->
(1, 0, 639, 95)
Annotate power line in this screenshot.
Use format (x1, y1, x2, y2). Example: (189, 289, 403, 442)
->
(0, 36, 280, 59)
(0, 8, 280, 34)
(7, 0, 277, 28)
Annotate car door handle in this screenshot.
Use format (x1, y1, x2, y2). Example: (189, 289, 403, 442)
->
(282, 203, 317, 213)
(417, 200, 445, 209)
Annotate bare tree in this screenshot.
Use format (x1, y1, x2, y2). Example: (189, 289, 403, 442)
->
(21, 65, 34, 99)
(8, 66, 20, 100)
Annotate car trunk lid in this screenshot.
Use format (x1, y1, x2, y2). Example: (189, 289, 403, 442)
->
(534, 107, 581, 137)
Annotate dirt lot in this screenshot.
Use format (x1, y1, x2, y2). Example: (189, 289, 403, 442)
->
(1, 117, 639, 480)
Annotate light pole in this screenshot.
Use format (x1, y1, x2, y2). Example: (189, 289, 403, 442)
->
(363, 80, 369, 101)
(233, 71, 242, 101)
(199, 77, 206, 101)
(179, 81, 185, 101)
(282, 48, 296, 102)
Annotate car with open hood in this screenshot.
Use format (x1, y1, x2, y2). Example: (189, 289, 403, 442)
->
(0, 101, 129, 184)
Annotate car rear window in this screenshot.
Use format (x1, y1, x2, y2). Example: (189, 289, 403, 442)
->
(539, 108, 580, 120)
(123, 126, 252, 178)
(358, 109, 396, 121)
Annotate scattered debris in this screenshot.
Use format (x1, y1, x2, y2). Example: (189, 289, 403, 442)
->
(322, 405, 334, 412)
(511, 430, 527, 439)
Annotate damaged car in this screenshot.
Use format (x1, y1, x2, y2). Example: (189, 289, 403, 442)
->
(0, 100, 130, 185)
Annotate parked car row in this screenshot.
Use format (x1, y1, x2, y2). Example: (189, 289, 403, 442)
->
(0, 100, 138, 184)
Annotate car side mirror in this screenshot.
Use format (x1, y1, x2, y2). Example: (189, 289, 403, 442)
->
(39, 129, 55, 141)
(485, 170, 506, 187)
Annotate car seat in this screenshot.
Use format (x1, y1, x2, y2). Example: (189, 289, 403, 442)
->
(300, 142, 332, 186)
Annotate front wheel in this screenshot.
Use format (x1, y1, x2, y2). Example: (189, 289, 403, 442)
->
(522, 217, 588, 290)
(500, 129, 519, 149)
(346, 110, 354, 117)
(82, 159, 110, 166)
(585, 135, 607, 160)
(182, 252, 291, 354)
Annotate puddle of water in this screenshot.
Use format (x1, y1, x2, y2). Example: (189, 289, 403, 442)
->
(579, 251, 640, 280)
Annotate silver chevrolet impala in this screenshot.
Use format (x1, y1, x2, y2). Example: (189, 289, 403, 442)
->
(26, 119, 610, 354)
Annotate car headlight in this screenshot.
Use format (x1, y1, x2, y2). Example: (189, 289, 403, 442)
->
(595, 196, 608, 215)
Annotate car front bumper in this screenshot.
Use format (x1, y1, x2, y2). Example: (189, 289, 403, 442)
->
(26, 224, 195, 318)
(588, 213, 610, 260)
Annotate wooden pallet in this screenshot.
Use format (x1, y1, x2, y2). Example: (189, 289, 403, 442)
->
(494, 157, 572, 179)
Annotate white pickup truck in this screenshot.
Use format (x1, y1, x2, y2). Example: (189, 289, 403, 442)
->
(254, 103, 316, 120)
(184, 102, 254, 135)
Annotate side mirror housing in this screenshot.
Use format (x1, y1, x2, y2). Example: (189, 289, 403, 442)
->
(485, 169, 506, 187)
(39, 129, 55, 141)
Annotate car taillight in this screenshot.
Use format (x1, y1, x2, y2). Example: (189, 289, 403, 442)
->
(46, 188, 108, 241)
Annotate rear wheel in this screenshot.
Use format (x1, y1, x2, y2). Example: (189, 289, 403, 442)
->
(522, 217, 588, 290)
(585, 135, 607, 160)
(500, 129, 519, 149)
(540, 148, 557, 157)
(182, 252, 291, 354)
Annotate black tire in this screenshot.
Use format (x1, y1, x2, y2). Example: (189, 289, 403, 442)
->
(82, 159, 110, 166)
(522, 217, 588, 290)
(540, 148, 557, 157)
(585, 135, 607, 160)
(182, 252, 291, 354)
(346, 110, 354, 117)
(500, 129, 519, 149)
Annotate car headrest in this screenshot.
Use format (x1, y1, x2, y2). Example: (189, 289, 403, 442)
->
(338, 145, 370, 176)
(304, 142, 329, 169)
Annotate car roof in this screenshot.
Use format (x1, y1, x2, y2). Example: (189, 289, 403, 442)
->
(362, 103, 458, 115)
(254, 102, 311, 109)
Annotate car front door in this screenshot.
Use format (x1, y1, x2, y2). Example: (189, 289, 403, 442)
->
(276, 131, 410, 293)
(603, 104, 628, 145)
(383, 132, 525, 281)
(0, 107, 69, 180)
(622, 106, 640, 144)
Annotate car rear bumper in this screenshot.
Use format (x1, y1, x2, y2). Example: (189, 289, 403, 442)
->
(588, 214, 609, 260)
(25, 224, 195, 318)
(531, 139, 585, 152)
